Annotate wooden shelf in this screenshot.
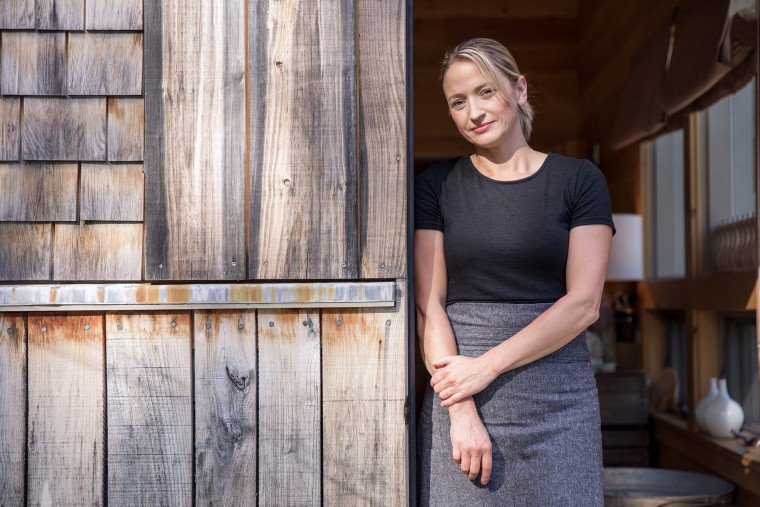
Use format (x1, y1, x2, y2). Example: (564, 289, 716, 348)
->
(652, 412, 760, 504)
(642, 270, 757, 312)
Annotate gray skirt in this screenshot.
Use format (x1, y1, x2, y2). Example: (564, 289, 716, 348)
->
(417, 302, 604, 507)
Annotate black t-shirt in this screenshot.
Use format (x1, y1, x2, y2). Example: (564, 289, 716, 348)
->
(414, 153, 615, 304)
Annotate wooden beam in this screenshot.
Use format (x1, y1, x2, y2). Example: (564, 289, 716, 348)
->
(0, 313, 26, 505)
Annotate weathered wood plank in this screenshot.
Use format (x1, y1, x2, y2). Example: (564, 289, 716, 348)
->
(0, 314, 26, 506)
(144, 1, 246, 280)
(0, 98, 21, 161)
(108, 98, 144, 162)
(0, 223, 51, 281)
(86, 0, 142, 30)
(53, 224, 142, 281)
(80, 164, 144, 221)
(0, 163, 78, 221)
(258, 310, 321, 506)
(0, 32, 66, 95)
(322, 282, 407, 505)
(194, 311, 257, 506)
(27, 313, 104, 507)
(106, 313, 192, 507)
(68, 34, 142, 96)
(0, 0, 34, 28)
(23, 98, 106, 161)
(358, 0, 407, 278)
(34, 0, 83, 29)
(248, 0, 358, 279)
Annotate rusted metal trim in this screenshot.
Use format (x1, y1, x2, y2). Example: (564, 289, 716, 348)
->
(0, 281, 396, 311)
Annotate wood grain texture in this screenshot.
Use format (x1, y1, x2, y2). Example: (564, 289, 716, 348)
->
(0, 314, 26, 506)
(106, 313, 192, 507)
(80, 164, 144, 221)
(53, 224, 142, 281)
(248, 0, 358, 279)
(0, 0, 34, 28)
(23, 98, 106, 161)
(358, 0, 407, 278)
(68, 34, 143, 96)
(0, 98, 21, 161)
(108, 98, 144, 162)
(258, 310, 321, 506)
(322, 282, 406, 505)
(144, 0, 246, 280)
(86, 0, 142, 30)
(0, 163, 77, 221)
(27, 313, 105, 507)
(0, 223, 51, 281)
(194, 311, 257, 507)
(0, 32, 66, 95)
(34, 0, 83, 29)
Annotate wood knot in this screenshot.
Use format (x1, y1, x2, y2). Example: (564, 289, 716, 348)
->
(226, 365, 247, 392)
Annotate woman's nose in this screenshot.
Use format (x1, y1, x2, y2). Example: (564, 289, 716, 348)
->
(469, 100, 485, 123)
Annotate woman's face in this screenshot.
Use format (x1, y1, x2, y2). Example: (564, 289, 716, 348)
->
(441, 60, 526, 150)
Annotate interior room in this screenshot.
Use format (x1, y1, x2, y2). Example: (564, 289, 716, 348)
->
(414, 0, 760, 504)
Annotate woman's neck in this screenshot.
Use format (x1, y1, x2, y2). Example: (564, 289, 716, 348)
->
(470, 145, 547, 181)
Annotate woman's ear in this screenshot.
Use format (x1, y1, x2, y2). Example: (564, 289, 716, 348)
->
(515, 75, 528, 105)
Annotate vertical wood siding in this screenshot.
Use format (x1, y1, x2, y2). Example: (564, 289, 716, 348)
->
(0, 163, 77, 221)
(0, 99, 20, 161)
(86, 0, 143, 30)
(322, 283, 407, 505)
(144, 0, 246, 281)
(358, 0, 408, 279)
(80, 164, 144, 222)
(23, 98, 106, 161)
(108, 98, 145, 162)
(194, 311, 257, 506)
(248, 0, 358, 279)
(258, 310, 321, 506)
(67, 34, 143, 96)
(106, 313, 193, 506)
(0, 314, 25, 505)
(0, 306, 407, 505)
(0, 224, 52, 281)
(0, 32, 66, 95)
(27, 314, 105, 506)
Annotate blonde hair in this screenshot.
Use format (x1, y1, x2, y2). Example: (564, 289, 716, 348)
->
(440, 38, 535, 141)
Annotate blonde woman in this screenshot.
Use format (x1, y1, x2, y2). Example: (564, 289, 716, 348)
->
(415, 38, 614, 506)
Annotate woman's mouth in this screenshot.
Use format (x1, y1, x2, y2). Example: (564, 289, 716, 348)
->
(472, 122, 493, 133)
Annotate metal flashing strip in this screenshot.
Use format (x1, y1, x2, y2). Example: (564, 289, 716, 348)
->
(0, 281, 397, 311)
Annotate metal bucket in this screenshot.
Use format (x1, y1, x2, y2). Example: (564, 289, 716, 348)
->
(604, 467, 735, 507)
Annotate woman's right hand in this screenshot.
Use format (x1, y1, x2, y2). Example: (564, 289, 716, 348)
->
(448, 396, 492, 485)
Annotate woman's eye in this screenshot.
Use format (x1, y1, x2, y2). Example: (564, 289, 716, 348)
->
(450, 100, 465, 109)
(481, 88, 494, 97)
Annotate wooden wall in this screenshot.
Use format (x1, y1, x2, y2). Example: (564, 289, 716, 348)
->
(0, 0, 406, 283)
(0, 303, 406, 506)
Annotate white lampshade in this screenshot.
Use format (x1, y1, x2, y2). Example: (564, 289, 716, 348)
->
(607, 213, 644, 281)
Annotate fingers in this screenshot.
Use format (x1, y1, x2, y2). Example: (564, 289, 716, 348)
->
(452, 446, 462, 464)
(480, 450, 493, 485)
(466, 451, 481, 481)
(440, 391, 464, 407)
(432, 356, 451, 368)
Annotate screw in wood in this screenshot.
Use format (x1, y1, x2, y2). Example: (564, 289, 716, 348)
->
(84, 323, 90, 330)
(238, 319, 244, 330)
(386, 320, 391, 326)
(337, 319, 342, 326)
(7, 328, 13, 335)
(117, 324, 123, 331)
(170, 320, 177, 328)
(41, 326, 47, 333)
(269, 321, 274, 327)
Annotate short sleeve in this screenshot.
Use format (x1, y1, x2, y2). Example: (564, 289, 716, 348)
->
(414, 167, 445, 231)
(570, 161, 616, 234)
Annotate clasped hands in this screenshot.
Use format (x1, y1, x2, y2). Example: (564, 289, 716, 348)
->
(430, 354, 496, 407)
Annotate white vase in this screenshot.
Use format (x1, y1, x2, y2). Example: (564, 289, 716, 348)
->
(694, 377, 719, 433)
(704, 378, 744, 438)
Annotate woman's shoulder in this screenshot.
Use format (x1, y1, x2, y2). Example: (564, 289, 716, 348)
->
(416, 155, 468, 182)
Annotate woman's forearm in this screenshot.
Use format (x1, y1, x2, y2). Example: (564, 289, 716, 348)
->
(416, 304, 459, 376)
(482, 291, 600, 377)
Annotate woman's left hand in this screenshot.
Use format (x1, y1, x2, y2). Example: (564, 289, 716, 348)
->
(430, 355, 495, 407)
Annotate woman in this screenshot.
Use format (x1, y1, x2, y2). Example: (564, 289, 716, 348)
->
(415, 38, 614, 506)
